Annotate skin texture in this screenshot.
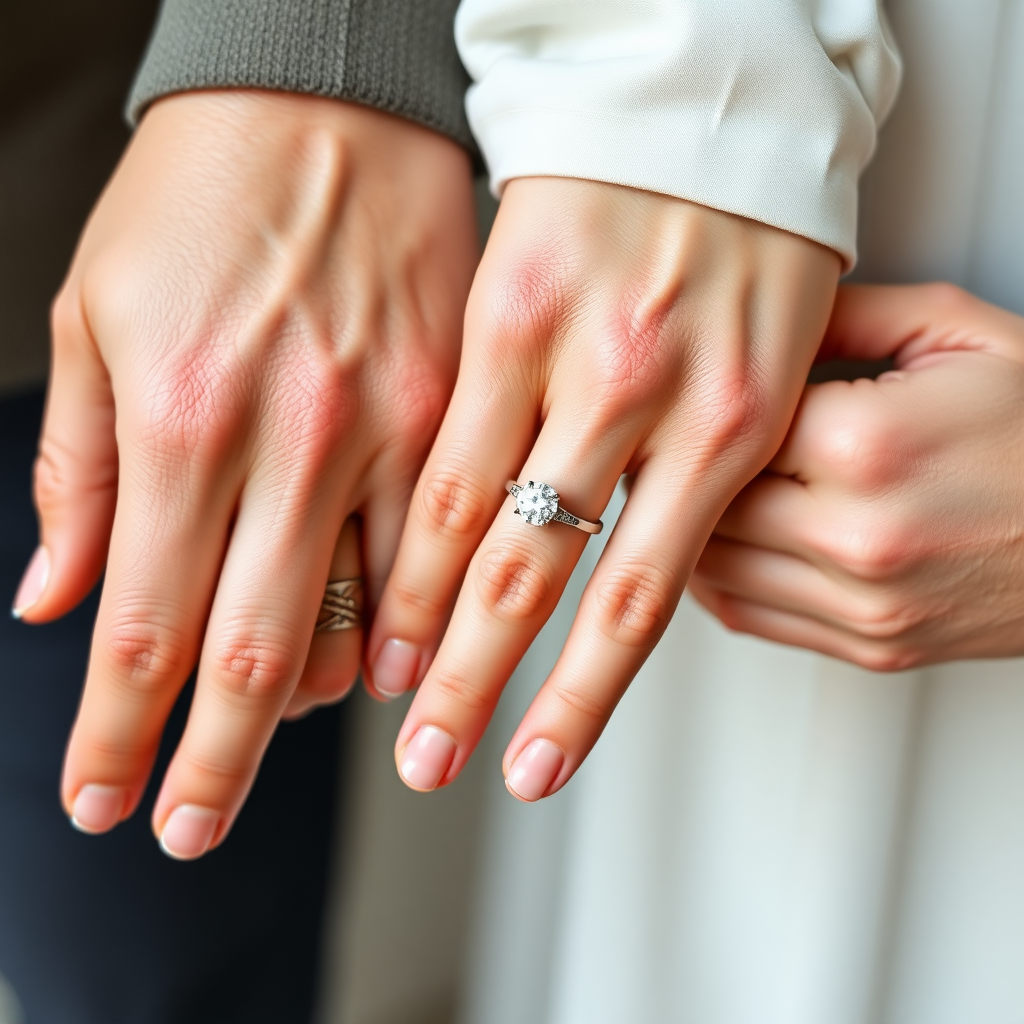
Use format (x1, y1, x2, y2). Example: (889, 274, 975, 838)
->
(16, 90, 478, 856)
(691, 284, 1024, 670)
(367, 176, 840, 800)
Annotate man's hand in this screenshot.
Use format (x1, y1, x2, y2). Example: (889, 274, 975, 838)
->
(13, 90, 477, 857)
(366, 176, 839, 799)
(691, 284, 1024, 670)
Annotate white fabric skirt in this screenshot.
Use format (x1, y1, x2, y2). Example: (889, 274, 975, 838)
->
(461, 1, 1024, 1019)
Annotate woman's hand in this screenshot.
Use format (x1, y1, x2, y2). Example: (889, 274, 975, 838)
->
(690, 284, 1024, 670)
(367, 176, 839, 799)
(13, 91, 477, 856)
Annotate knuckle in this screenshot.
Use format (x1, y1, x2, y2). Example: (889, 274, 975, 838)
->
(481, 253, 568, 348)
(815, 414, 906, 491)
(134, 356, 243, 466)
(430, 667, 492, 714)
(692, 370, 772, 462)
(33, 446, 73, 518)
(103, 621, 189, 694)
(178, 747, 251, 786)
(391, 576, 450, 619)
(586, 311, 675, 419)
(548, 678, 609, 728)
(848, 593, 920, 641)
(393, 364, 450, 448)
(78, 732, 153, 768)
(851, 643, 920, 674)
(419, 470, 490, 541)
(32, 448, 64, 516)
(823, 520, 910, 581)
(476, 541, 554, 622)
(274, 359, 358, 462)
(592, 564, 675, 647)
(212, 633, 298, 700)
(34, 437, 118, 516)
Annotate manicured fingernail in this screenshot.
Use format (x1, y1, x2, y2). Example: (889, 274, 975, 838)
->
(11, 546, 50, 618)
(372, 639, 420, 698)
(399, 726, 457, 791)
(70, 784, 126, 834)
(506, 739, 564, 802)
(159, 805, 220, 860)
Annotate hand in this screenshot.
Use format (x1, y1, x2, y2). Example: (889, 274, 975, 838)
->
(690, 284, 1024, 670)
(14, 91, 477, 856)
(366, 176, 839, 799)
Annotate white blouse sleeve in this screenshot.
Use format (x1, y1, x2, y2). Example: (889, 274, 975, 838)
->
(455, 0, 901, 268)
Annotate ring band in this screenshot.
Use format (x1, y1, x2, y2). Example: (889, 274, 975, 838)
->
(315, 578, 363, 633)
(506, 480, 603, 535)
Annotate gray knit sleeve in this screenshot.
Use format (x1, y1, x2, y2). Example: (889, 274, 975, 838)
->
(128, 0, 474, 151)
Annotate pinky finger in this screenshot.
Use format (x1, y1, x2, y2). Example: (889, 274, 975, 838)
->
(686, 579, 918, 674)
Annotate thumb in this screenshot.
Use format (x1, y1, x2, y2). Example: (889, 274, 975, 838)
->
(13, 288, 118, 623)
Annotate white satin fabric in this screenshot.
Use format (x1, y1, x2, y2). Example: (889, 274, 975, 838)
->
(459, 1, 1024, 1021)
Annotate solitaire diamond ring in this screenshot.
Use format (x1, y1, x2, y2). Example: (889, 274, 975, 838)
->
(506, 480, 603, 535)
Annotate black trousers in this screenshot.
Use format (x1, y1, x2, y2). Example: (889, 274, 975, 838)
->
(0, 391, 345, 1024)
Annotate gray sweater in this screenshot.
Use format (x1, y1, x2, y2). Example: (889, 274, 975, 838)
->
(0, 0, 473, 396)
(129, 0, 473, 148)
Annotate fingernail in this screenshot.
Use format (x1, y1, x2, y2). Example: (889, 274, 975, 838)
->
(506, 739, 564, 802)
(70, 784, 126, 834)
(11, 546, 50, 619)
(159, 805, 220, 860)
(372, 639, 420, 698)
(399, 726, 457, 791)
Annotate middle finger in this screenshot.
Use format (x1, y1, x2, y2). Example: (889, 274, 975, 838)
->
(282, 514, 365, 720)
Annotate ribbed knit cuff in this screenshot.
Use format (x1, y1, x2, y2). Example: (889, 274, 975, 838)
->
(128, 0, 476, 153)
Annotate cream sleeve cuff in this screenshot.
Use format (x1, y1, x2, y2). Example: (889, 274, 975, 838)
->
(456, 0, 901, 269)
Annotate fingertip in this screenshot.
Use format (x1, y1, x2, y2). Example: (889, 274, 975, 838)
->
(367, 637, 422, 700)
(158, 805, 221, 861)
(10, 545, 50, 622)
(396, 725, 457, 792)
(504, 738, 565, 802)
(68, 784, 128, 835)
(15, 531, 110, 624)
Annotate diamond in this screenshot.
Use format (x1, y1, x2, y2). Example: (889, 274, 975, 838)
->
(516, 481, 559, 526)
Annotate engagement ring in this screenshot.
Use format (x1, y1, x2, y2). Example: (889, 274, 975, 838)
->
(506, 480, 603, 535)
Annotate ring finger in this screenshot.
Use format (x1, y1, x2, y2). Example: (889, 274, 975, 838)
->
(283, 515, 365, 720)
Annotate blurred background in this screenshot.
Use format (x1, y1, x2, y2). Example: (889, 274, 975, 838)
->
(5, 4, 1024, 1024)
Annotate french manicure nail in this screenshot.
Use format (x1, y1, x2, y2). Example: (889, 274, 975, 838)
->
(70, 784, 126, 834)
(11, 546, 50, 619)
(159, 805, 220, 861)
(399, 726, 457, 791)
(373, 638, 420, 698)
(506, 739, 564, 802)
